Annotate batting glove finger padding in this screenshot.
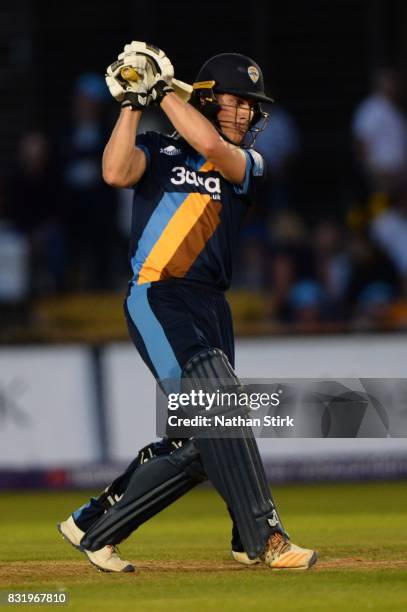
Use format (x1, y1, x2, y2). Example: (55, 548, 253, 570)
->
(106, 56, 152, 109)
(122, 41, 174, 85)
(106, 60, 127, 101)
(118, 53, 159, 92)
(117, 52, 148, 74)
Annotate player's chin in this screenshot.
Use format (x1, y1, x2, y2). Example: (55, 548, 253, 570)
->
(222, 129, 245, 145)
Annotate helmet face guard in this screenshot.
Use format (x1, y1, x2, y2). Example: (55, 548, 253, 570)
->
(189, 54, 273, 148)
(190, 81, 269, 148)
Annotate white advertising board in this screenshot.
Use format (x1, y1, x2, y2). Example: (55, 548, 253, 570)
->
(235, 334, 407, 378)
(0, 347, 98, 467)
(105, 335, 407, 462)
(103, 344, 157, 463)
(236, 334, 407, 459)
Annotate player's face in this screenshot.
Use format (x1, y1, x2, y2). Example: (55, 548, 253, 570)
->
(216, 93, 255, 145)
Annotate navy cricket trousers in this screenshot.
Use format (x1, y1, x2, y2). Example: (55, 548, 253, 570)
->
(124, 279, 235, 387)
(72, 279, 235, 533)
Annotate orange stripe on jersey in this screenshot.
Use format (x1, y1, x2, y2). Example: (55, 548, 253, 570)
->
(199, 160, 216, 172)
(137, 192, 219, 284)
(163, 198, 222, 279)
(137, 158, 218, 284)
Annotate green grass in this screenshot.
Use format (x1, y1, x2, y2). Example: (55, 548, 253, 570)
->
(1, 482, 407, 611)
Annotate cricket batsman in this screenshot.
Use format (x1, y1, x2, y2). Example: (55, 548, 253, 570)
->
(57, 42, 317, 573)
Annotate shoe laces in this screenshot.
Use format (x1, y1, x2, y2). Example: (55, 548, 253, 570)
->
(269, 532, 291, 556)
(106, 544, 120, 558)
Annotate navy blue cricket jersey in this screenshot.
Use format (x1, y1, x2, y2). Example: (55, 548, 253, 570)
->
(129, 131, 265, 290)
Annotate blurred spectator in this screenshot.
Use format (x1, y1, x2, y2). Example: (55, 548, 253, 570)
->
(352, 68, 407, 198)
(266, 210, 315, 320)
(4, 130, 65, 294)
(370, 182, 407, 296)
(287, 280, 329, 326)
(233, 222, 269, 290)
(345, 235, 400, 325)
(268, 209, 313, 279)
(58, 73, 119, 290)
(269, 209, 306, 247)
(233, 202, 405, 330)
(0, 177, 29, 304)
(254, 104, 300, 214)
(268, 247, 297, 321)
(312, 219, 350, 316)
(0, 222, 29, 303)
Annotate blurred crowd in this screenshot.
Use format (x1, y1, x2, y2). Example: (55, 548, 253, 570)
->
(235, 67, 407, 330)
(1, 68, 407, 331)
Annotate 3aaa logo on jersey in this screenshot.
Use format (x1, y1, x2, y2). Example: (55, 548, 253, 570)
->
(170, 166, 221, 199)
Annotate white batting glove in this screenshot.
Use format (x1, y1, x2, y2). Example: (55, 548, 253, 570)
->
(120, 41, 174, 88)
(105, 56, 151, 110)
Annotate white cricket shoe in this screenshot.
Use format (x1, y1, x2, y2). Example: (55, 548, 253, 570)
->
(57, 516, 135, 573)
(231, 550, 261, 566)
(261, 532, 317, 570)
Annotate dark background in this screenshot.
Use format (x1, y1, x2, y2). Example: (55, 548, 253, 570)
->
(2, 0, 407, 218)
(0, 0, 406, 340)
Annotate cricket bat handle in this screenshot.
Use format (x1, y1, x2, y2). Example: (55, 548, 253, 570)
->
(120, 64, 193, 102)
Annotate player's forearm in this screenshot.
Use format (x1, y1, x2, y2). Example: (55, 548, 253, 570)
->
(160, 93, 223, 159)
(102, 108, 144, 187)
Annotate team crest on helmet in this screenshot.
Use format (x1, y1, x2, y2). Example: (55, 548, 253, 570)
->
(247, 66, 259, 83)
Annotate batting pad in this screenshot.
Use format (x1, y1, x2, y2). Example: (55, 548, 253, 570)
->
(80, 440, 206, 551)
(182, 348, 285, 559)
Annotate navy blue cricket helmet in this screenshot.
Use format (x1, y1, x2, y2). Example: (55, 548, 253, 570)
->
(194, 53, 273, 104)
(190, 53, 273, 146)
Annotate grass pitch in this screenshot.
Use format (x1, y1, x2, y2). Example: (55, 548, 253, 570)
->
(1, 481, 407, 611)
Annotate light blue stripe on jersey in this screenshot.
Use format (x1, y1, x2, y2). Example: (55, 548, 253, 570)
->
(126, 282, 182, 390)
(136, 144, 151, 166)
(247, 149, 264, 176)
(185, 154, 206, 171)
(131, 191, 187, 281)
(233, 150, 252, 195)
